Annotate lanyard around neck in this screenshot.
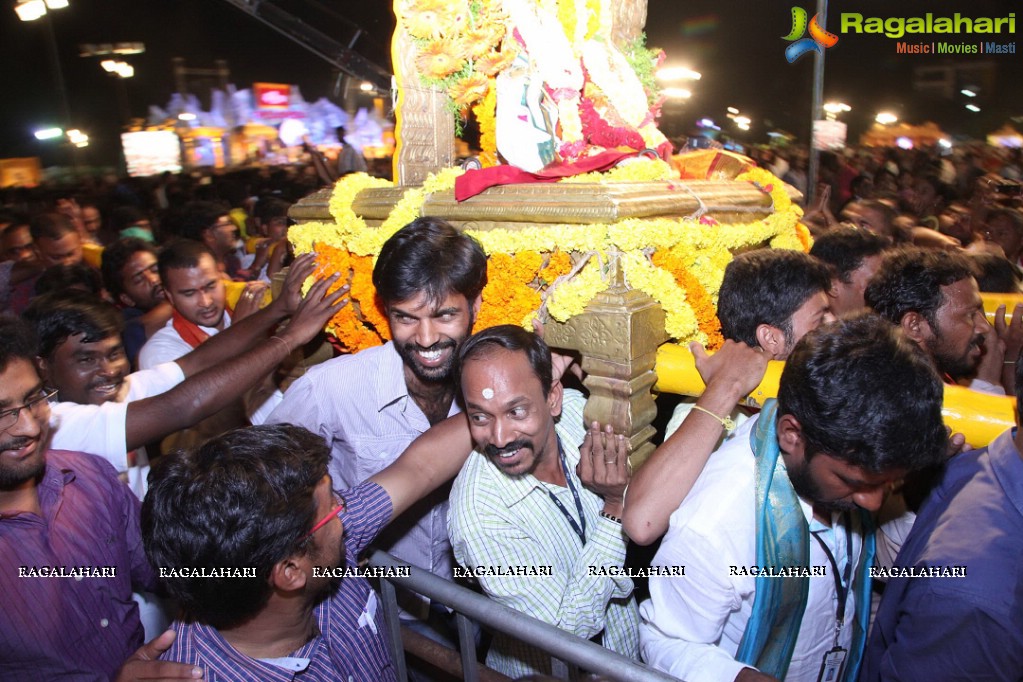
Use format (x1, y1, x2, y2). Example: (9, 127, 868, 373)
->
(543, 438, 587, 545)
(810, 513, 853, 644)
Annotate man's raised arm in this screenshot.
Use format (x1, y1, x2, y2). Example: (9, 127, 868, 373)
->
(123, 270, 347, 450)
(624, 341, 767, 545)
(173, 253, 345, 377)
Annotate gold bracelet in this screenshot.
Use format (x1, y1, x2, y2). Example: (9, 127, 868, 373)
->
(692, 404, 736, 431)
(268, 335, 292, 356)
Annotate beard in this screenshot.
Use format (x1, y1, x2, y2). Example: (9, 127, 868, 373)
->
(396, 340, 458, 383)
(928, 331, 983, 379)
(0, 436, 47, 489)
(787, 456, 858, 514)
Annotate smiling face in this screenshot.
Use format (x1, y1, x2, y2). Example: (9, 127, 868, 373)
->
(0, 359, 51, 490)
(388, 290, 479, 385)
(461, 348, 562, 478)
(163, 254, 227, 330)
(43, 333, 129, 406)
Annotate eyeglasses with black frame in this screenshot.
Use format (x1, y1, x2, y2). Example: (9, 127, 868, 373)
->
(0, 388, 57, 431)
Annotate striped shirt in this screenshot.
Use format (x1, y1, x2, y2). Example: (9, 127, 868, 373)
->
(160, 480, 397, 682)
(0, 450, 156, 680)
(449, 390, 640, 678)
(268, 342, 456, 615)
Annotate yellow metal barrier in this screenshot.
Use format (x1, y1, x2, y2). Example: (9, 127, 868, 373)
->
(983, 292, 1023, 326)
(654, 343, 1016, 447)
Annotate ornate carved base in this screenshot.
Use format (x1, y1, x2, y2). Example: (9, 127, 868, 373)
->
(543, 267, 667, 469)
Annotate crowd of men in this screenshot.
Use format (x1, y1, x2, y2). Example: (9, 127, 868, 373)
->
(1, 141, 1022, 681)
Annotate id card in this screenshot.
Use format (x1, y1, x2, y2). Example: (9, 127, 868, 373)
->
(816, 646, 847, 682)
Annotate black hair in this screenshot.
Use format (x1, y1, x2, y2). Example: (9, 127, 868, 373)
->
(457, 324, 552, 396)
(157, 239, 216, 285)
(34, 263, 103, 297)
(970, 253, 1022, 294)
(987, 207, 1023, 237)
(101, 237, 159, 298)
(864, 247, 979, 329)
(778, 312, 946, 473)
(28, 212, 75, 242)
(809, 226, 891, 283)
(253, 196, 291, 224)
(23, 291, 123, 360)
(717, 249, 832, 347)
(142, 424, 330, 630)
(109, 206, 148, 234)
(0, 318, 39, 373)
(179, 200, 230, 242)
(372, 217, 487, 307)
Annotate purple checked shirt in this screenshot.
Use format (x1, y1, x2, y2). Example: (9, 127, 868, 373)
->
(0, 449, 156, 681)
(160, 480, 397, 682)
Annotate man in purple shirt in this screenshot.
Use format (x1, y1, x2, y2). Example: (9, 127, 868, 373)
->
(141, 419, 474, 681)
(861, 353, 1023, 680)
(0, 319, 200, 681)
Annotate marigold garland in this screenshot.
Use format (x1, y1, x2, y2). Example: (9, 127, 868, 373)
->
(294, 166, 806, 352)
(652, 249, 723, 349)
(473, 85, 498, 167)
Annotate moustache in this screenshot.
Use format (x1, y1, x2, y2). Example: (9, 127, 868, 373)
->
(0, 437, 33, 453)
(484, 439, 532, 459)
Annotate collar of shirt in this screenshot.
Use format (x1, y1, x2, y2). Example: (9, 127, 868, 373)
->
(374, 342, 460, 422)
(991, 427, 1023, 519)
(189, 621, 323, 682)
(0, 455, 74, 524)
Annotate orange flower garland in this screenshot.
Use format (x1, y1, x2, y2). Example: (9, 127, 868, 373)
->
(652, 249, 724, 350)
(350, 255, 391, 341)
(313, 244, 384, 351)
(539, 250, 572, 284)
(475, 253, 543, 330)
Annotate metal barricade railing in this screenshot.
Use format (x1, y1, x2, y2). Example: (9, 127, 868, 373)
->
(367, 550, 680, 682)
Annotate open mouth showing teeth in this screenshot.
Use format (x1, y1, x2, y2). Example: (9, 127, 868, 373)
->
(93, 383, 120, 394)
(418, 349, 444, 361)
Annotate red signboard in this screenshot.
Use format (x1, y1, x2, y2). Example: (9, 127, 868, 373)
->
(254, 83, 291, 111)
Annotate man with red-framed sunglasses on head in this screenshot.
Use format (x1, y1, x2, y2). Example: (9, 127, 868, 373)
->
(142, 420, 474, 681)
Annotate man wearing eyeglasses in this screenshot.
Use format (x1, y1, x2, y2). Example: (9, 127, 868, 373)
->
(141, 420, 473, 681)
(1, 260, 347, 681)
(0, 320, 198, 681)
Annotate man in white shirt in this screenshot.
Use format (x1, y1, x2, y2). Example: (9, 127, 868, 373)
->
(140, 239, 279, 435)
(639, 313, 948, 682)
(268, 217, 486, 649)
(24, 253, 344, 479)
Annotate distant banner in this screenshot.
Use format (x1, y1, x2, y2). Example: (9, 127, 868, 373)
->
(122, 131, 182, 177)
(812, 120, 847, 150)
(254, 83, 291, 111)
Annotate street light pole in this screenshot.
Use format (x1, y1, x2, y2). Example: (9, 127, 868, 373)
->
(807, 0, 827, 206)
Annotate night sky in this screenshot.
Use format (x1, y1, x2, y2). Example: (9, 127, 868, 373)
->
(1, 0, 1019, 167)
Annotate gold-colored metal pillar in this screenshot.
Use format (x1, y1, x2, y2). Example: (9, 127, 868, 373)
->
(544, 263, 667, 468)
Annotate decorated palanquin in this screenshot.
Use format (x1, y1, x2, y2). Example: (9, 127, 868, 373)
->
(287, 0, 1011, 458)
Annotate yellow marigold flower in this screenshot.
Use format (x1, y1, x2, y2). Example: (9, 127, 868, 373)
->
(475, 48, 517, 77)
(461, 27, 496, 60)
(401, 0, 456, 39)
(416, 39, 466, 80)
(448, 73, 490, 109)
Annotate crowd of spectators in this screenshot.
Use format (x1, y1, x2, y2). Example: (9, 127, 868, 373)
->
(1, 140, 1022, 681)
